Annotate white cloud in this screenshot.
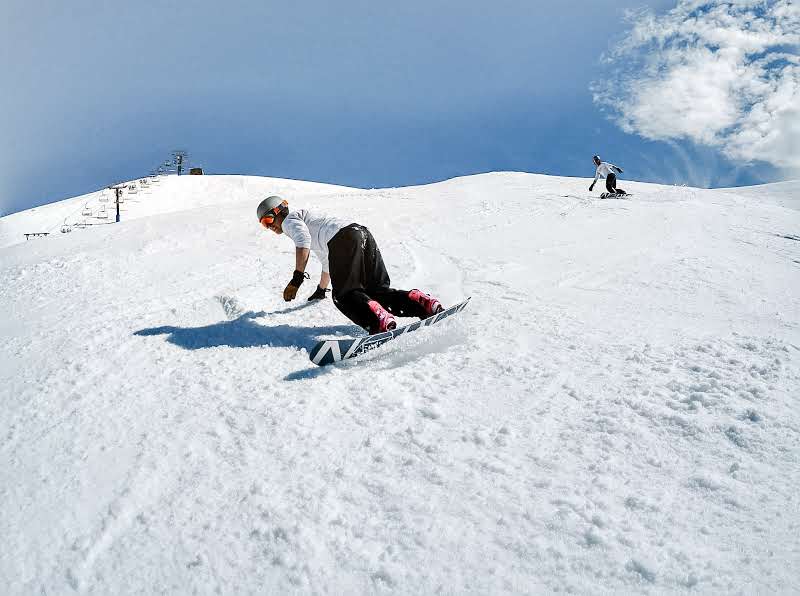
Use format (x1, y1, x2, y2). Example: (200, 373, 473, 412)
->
(593, 0, 800, 177)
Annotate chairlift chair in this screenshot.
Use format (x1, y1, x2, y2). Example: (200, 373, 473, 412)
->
(61, 220, 72, 233)
(96, 206, 108, 219)
(82, 203, 92, 217)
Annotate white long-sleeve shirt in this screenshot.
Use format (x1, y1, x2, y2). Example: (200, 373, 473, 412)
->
(280, 209, 354, 272)
(593, 161, 623, 182)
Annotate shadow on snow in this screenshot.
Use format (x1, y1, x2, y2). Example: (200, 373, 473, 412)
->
(134, 310, 360, 352)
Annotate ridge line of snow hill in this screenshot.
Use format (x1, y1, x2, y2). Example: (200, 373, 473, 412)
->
(2, 172, 797, 251)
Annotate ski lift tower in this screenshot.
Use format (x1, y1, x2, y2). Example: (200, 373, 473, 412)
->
(108, 183, 126, 223)
(172, 150, 188, 176)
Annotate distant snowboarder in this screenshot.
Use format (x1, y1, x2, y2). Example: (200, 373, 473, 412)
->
(589, 155, 626, 196)
(256, 196, 444, 334)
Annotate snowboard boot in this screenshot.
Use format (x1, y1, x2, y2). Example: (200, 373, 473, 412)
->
(408, 289, 444, 319)
(367, 300, 397, 334)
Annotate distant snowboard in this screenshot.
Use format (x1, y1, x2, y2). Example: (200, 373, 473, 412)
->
(309, 298, 471, 366)
(600, 192, 632, 199)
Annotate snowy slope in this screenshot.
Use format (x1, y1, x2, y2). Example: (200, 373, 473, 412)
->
(714, 180, 799, 212)
(0, 175, 353, 250)
(1, 173, 799, 595)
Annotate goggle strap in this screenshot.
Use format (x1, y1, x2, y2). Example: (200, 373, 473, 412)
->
(260, 201, 288, 227)
(269, 200, 289, 215)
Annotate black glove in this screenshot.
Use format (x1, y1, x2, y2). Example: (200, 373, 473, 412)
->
(290, 270, 308, 286)
(307, 285, 330, 300)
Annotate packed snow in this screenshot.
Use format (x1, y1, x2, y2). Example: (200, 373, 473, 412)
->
(1, 173, 798, 594)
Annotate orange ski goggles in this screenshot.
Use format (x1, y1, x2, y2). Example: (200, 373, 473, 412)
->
(260, 200, 288, 227)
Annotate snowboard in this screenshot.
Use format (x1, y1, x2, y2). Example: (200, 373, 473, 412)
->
(600, 192, 631, 199)
(309, 298, 471, 366)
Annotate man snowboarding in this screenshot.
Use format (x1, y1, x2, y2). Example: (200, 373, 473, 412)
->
(257, 196, 444, 335)
(589, 155, 626, 196)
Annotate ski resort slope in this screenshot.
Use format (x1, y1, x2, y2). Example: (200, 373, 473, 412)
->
(1, 173, 798, 595)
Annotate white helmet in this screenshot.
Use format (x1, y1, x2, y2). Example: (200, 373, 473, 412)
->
(256, 196, 288, 223)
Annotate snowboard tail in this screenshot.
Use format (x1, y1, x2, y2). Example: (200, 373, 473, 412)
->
(309, 298, 471, 366)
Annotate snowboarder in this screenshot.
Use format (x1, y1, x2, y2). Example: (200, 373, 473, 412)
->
(256, 196, 444, 334)
(589, 155, 626, 196)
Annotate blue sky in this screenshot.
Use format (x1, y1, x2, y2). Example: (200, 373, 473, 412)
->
(2, 0, 795, 215)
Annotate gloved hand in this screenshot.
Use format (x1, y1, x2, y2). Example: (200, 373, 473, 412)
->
(307, 285, 330, 300)
(283, 283, 299, 301)
(589, 183, 594, 191)
(283, 270, 308, 302)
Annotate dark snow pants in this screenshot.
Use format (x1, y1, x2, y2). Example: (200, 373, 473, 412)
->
(327, 224, 427, 331)
(606, 173, 624, 194)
